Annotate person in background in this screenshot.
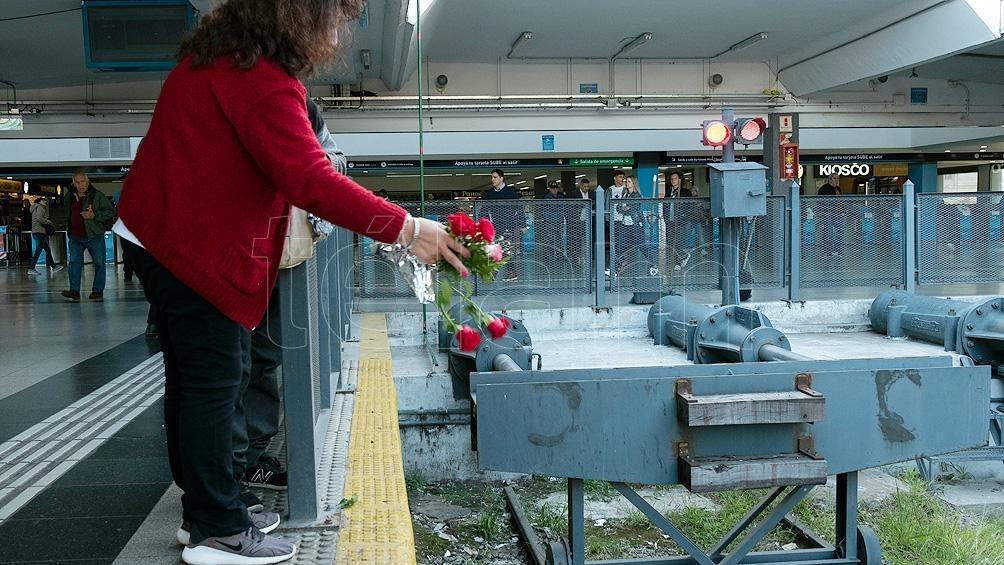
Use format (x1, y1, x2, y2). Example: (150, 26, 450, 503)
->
(233, 97, 347, 503)
(817, 173, 844, 257)
(540, 180, 565, 262)
(18, 198, 33, 262)
(27, 197, 63, 276)
(482, 169, 521, 282)
(618, 175, 654, 275)
(663, 171, 696, 271)
(604, 169, 628, 275)
(61, 171, 114, 302)
(114, 1, 467, 563)
(572, 177, 596, 270)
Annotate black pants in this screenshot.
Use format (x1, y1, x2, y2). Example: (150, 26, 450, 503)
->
(124, 241, 253, 540)
(234, 285, 282, 473)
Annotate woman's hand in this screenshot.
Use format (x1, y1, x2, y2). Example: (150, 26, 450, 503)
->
(401, 216, 470, 275)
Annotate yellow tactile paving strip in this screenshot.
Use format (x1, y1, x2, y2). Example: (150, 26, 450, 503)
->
(336, 314, 417, 564)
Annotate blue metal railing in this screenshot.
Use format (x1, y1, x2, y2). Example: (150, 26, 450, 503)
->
(350, 189, 1004, 301)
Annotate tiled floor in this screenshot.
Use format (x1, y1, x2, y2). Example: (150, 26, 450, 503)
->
(0, 265, 151, 401)
(0, 265, 166, 564)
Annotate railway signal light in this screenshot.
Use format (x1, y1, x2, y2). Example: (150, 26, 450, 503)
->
(735, 117, 766, 145)
(701, 120, 732, 147)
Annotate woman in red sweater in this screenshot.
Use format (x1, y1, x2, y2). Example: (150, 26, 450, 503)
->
(116, 2, 466, 563)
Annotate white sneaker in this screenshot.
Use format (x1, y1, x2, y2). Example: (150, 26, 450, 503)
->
(50, 265, 64, 274)
(177, 511, 281, 546)
(26, 268, 40, 276)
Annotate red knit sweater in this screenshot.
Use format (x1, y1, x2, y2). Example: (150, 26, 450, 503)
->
(118, 56, 406, 329)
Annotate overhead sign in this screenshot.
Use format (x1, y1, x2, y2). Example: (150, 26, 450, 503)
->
(663, 155, 755, 165)
(0, 117, 23, 131)
(569, 157, 634, 167)
(347, 157, 635, 171)
(818, 163, 872, 177)
(911, 87, 928, 105)
(542, 135, 555, 152)
(579, 83, 599, 94)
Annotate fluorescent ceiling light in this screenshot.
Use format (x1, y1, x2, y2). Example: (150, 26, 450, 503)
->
(981, 145, 988, 149)
(945, 150, 951, 153)
(980, 149, 987, 152)
(614, 32, 653, 59)
(514, 181, 528, 185)
(534, 175, 547, 179)
(406, 0, 439, 25)
(575, 174, 586, 178)
(728, 32, 768, 53)
(507, 31, 533, 58)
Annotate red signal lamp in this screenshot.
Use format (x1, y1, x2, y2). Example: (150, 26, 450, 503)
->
(735, 117, 766, 145)
(701, 120, 732, 147)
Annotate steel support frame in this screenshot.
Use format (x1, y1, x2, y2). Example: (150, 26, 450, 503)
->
(279, 264, 320, 524)
(595, 188, 607, 308)
(787, 190, 801, 302)
(902, 181, 916, 293)
(550, 473, 862, 565)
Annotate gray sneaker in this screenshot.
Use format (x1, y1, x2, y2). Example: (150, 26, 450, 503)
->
(182, 526, 295, 565)
(177, 511, 280, 546)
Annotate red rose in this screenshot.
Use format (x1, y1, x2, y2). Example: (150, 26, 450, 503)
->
(486, 317, 510, 339)
(448, 213, 478, 238)
(456, 325, 481, 352)
(476, 218, 495, 243)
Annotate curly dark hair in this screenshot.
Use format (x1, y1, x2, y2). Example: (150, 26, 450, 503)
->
(178, 0, 366, 78)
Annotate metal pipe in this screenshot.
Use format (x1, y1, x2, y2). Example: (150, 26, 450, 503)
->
(648, 295, 800, 364)
(870, 289, 1004, 367)
(493, 354, 521, 372)
(759, 344, 812, 362)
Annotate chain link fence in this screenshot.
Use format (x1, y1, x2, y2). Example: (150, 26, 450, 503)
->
(917, 192, 1004, 284)
(473, 199, 593, 296)
(355, 201, 461, 298)
(799, 195, 904, 288)
(350, 191, 1004, 301)
(609, 197, 717, 293)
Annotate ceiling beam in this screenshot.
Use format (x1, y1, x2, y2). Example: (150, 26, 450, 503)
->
(778, 0, 1002, 96)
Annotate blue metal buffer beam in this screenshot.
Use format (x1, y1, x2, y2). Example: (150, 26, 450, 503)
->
(472, 293, 990, 564)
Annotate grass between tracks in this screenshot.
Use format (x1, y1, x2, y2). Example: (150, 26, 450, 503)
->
(523, 471, 1004, 565)
(411, 471, 1004, 564)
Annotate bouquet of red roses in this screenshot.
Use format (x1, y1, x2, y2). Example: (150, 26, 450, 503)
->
(435, 212, 509, 351)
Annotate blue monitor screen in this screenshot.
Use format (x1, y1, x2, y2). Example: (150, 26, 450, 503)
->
(83, 1, 195, 70)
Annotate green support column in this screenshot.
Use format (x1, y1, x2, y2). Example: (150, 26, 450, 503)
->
(908, 163, 938, 193)
(635, 151, 661, 198)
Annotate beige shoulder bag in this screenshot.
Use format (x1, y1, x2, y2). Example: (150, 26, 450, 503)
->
(279, 206, 315, 269)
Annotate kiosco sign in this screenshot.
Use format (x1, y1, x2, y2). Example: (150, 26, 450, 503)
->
(818, 163, 871, 176)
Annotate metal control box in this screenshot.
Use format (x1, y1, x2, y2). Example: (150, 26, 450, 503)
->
(710, 162, 768, 218)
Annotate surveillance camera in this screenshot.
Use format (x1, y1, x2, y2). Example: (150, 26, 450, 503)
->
(877, 75, 888, 83)
(708, 74, 724, 89)
(435, 74, 449, 89)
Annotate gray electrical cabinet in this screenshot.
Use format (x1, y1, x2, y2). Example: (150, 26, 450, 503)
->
(709, 162, 768, 218)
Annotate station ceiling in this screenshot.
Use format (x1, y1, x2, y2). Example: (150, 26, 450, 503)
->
(0, 1, 1001, 95)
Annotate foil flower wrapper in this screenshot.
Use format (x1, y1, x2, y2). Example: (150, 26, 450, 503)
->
(374, 243, 435, 304)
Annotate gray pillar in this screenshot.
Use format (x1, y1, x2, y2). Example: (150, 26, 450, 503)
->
(763, 113, 799, 196)
(978, 164, 991, 192)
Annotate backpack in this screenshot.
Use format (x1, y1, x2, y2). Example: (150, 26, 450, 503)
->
(86, 190, 117, 231)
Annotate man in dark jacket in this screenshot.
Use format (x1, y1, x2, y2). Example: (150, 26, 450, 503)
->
(816, 173, 844, 257)
(482, 169, 522, 281)
(61, 171, 115, 301)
